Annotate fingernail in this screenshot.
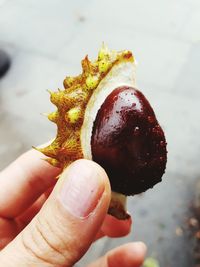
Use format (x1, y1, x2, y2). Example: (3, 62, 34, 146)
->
(134, 242, 147, 254)
(58, 160, 105, 218)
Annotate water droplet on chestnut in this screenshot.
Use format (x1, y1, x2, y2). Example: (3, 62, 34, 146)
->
(133, 126, 140, 136)
(91, 86, 167, 196)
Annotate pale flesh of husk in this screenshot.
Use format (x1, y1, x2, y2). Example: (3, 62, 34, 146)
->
(81, 61, 136, 219)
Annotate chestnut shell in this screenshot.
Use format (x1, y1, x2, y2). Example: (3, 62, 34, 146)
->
(91, 86, 167, 196)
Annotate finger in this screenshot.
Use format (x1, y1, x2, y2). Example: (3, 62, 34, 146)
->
(0, 196, 45, 251)
(0, 149, 60, 218)
(101, 214, 132, 238)
(87, 242, 147, 267)
(94, 215, 132, 241)
(16, 188, 52, 229)
(0, 160, 111, 267)
(0, 187, 54, 250)
(0, 218, 19, 250)
(94, 229, 105, 241)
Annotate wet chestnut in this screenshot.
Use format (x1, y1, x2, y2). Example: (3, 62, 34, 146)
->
(38, 45, 167, 219)
(91, 86, 167, 196)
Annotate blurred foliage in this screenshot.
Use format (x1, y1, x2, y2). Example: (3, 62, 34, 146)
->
(143, 257, 160, 267)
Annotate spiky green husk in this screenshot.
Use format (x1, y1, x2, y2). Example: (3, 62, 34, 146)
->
(37, 45, 134, 169)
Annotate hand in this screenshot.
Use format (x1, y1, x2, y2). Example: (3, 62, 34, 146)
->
(0, 149, 146, 266)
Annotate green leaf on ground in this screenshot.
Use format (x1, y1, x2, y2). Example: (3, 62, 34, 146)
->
(143, 257, 160, 267)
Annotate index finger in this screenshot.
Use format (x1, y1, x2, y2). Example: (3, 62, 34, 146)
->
(95, 214, 132, 241)
(0, 149, 61, 218)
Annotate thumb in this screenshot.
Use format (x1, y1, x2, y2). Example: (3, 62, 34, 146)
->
(0, 159, 111, 267)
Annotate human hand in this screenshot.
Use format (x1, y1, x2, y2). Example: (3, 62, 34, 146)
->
(0, 149, 146, 266)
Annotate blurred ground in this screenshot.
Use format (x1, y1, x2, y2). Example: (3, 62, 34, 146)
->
(0, 0, 200, 266)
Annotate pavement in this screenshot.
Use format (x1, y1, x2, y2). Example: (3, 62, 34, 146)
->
(0, 0, 200, 266)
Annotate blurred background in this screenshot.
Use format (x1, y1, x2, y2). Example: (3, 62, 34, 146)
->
(0, 0, 200, 266)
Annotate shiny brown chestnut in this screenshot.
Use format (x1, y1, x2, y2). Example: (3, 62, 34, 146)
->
(91, 86, 167, 196)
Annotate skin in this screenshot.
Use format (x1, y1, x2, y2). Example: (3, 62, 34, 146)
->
(0, 149, 146, 267)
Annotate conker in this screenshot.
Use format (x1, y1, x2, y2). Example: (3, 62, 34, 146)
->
(91, 86, 167, 196)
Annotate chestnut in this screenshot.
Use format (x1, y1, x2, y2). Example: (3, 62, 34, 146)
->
(91, 86, 167, 196)
(38, 45, 167, 220)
